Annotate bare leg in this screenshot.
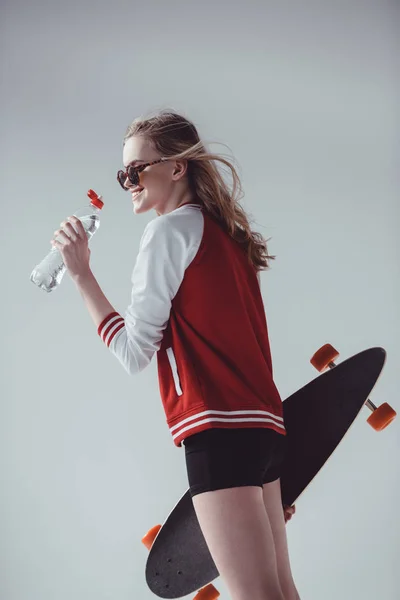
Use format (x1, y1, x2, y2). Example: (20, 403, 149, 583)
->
(262, 479, 301, 600)
(192, 485, 285, 600)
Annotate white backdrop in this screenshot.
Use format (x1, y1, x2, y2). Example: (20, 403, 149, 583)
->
(1, 1, 399, 598)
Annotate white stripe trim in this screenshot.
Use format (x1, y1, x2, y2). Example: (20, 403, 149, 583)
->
(172, 416, 286, 442)
(166, 347, 183, 396)
(103, 319, 125, 346)
(99, 315, 123, 338)
(170, 408, 284, 433)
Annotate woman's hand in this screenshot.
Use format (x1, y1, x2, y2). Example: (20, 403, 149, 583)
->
(283, 504, 296, 524)
(51, 216, 91, 281)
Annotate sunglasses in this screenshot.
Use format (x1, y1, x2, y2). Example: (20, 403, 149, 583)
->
(117, 158, 167, 190)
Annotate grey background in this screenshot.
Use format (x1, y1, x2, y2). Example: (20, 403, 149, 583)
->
(1, 1, 399, 598)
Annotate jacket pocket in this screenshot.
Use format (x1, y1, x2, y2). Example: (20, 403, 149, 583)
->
(166, 347, 183, 396)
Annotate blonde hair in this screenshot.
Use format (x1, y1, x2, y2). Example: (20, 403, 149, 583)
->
(123, 109, 275, 272)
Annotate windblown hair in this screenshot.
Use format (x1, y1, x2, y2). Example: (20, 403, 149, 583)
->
(123, 109, 275, 272)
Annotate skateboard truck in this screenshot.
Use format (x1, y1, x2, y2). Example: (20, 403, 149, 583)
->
(310, 344, 396, 431)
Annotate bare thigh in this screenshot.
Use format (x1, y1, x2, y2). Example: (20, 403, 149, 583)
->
(192, 486, 285, 600)
(262, 478, 299, 600)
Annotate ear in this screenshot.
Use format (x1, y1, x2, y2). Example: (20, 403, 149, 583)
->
(172, 160, 188, 181)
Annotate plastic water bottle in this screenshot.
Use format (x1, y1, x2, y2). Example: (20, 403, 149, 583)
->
(30, 189, 104, 293)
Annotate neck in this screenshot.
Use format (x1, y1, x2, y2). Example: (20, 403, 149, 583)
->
(157, 185, 196, 215)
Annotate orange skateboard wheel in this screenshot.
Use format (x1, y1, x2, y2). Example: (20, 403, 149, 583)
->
(310, 343, 340, 372)
(193, 583, 220, 599)
(367, 402, 397, 431)
(141, 524, 162, 550)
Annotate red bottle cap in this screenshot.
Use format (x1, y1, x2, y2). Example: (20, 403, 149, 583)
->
(87, 189, 104, 209)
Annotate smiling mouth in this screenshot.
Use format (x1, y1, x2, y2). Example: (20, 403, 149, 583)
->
(132, 188, 144, 200)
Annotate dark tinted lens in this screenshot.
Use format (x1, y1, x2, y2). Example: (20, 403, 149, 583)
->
(127, 166, 139, 186)
(117, 170, 128, 189)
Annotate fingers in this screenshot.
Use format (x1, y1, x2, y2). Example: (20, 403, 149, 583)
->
(54, 216, 84, 243)
(54, 225, 76, 243)
(67, 216, 86, 236)
(283, 504, 296, 524)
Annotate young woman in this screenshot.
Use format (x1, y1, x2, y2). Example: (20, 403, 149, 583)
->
(52, 110, 300, 600)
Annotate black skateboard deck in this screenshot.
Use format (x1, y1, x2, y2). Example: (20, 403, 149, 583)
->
(145, 347, 387, 598)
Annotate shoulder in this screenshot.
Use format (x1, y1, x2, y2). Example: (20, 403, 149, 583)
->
(141, 205, 204, 248)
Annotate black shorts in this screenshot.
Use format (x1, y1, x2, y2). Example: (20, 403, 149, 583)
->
(183, 427, 287, 498)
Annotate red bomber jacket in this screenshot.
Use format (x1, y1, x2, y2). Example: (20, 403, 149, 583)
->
(97, 202, 286, 447)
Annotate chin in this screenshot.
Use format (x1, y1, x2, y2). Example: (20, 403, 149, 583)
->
(132, 199, 154, 215)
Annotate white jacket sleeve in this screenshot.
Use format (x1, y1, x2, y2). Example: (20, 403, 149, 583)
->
(97, 214, 198, 375)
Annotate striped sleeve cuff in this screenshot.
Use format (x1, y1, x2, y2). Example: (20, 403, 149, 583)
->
(97, 312, 125, 348)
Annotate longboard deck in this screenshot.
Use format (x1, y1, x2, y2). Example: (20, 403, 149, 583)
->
(280, 347, 386, 507)
(146, 347, 386, 598)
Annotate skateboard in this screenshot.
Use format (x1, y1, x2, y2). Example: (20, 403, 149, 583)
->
(141, 344, 396, 599)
